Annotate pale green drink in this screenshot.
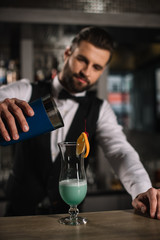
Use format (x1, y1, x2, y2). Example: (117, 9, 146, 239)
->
(59, 179, 87, 206)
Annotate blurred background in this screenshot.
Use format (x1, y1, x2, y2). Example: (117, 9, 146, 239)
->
(0, 0, 160, 215)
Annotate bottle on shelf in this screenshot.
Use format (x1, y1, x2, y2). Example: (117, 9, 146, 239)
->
(0, 60, 6, 85)
(6, 60, 19, 84)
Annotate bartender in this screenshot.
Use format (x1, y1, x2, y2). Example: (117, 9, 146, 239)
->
(0, 26, 159, 218)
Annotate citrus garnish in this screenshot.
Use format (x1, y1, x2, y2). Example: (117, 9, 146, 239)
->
(76, 132, 90, 158)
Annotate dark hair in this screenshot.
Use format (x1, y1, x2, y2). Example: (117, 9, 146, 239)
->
(70, 26, 114, 63)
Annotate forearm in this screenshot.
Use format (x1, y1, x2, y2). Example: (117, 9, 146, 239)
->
(0, 79, 32, 102)
(108, 150, 152, 199)
(96, 100, 152, 199)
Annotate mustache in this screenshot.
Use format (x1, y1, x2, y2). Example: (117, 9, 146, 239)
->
(73, 72, 90, 84)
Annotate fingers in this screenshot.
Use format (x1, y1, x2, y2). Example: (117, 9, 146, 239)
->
(8, 99, 33, 132)
(0, 98, 34, 141)
(157, 191, 160, 219)
(148, 188, 160, 220)
(147, 188, 157, 219)
(15, 99, 34, 117)
(0, 117, 11, 141)
(132, 195, 147, 214)
(0, 108, 19, 141)
(132, 188, 160, 220)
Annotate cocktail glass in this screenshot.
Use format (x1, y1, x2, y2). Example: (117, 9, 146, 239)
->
(58, 142, 87, 225)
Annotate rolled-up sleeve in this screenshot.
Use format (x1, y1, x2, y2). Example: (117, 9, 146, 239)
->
(0, 79, 32, 102)
(96, 100, 152, 199)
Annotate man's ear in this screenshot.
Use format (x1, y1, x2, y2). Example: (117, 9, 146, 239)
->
(64, 47, 71, 60)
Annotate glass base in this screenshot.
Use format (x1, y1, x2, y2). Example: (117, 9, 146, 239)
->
(59, 216, 88, 225)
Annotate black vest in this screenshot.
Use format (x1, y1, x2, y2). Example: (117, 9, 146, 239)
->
(10, 81, 103, 207)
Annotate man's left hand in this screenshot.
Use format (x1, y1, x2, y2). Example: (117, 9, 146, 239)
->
(132, 187, 160, 219)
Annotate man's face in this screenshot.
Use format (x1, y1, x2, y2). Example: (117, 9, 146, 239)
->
(59, 40, 111, 93)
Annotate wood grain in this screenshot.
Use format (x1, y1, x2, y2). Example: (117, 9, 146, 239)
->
(0, 210, 159, 240)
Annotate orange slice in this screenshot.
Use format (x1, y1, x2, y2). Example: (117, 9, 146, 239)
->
(76, 132, 90, 158)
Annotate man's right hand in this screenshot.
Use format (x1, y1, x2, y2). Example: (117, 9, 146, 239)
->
(0, 98, 34, 141)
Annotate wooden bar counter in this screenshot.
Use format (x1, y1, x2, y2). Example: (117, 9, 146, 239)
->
(0, 210, 159, 240)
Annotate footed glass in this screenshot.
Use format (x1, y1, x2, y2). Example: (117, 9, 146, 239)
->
(58, 142, 87, 225)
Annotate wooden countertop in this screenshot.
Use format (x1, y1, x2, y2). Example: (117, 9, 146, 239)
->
(0, 210, 159, 240)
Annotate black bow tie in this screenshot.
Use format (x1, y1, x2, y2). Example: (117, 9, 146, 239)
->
(58, 89, 86, 103)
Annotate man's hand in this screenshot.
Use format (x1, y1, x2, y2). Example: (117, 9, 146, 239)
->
(132, 187, 160, 219)
(0, 98, 34, 141)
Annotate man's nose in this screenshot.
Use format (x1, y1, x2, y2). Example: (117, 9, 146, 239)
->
(81, 64, 91, 77)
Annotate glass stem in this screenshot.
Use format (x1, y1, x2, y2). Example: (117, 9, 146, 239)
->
(69, 206, 79, 222)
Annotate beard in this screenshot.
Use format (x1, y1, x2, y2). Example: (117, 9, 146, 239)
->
(59, 60, 92, 93)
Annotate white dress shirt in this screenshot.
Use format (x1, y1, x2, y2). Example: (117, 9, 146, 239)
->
(0, 77, 152, 199)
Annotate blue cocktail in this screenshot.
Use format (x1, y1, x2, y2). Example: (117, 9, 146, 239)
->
(58, 142, 88, 225)
(59, 179, 87, 206)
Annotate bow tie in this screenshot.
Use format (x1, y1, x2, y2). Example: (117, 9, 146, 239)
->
(58, 89, 86, 103)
